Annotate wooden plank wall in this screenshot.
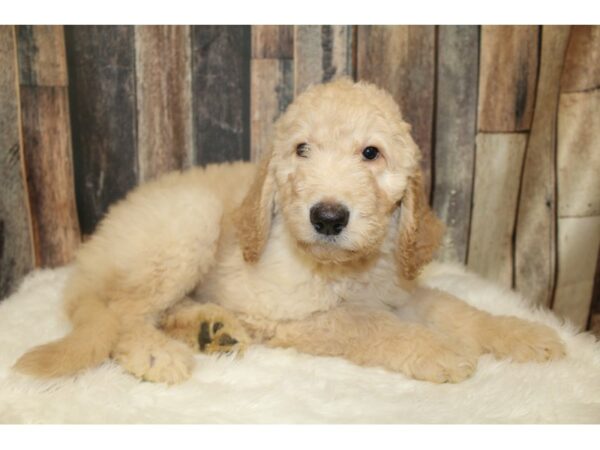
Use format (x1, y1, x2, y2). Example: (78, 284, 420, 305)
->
(1, 25, 599, 336)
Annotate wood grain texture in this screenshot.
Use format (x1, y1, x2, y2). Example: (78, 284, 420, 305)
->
(252, 25, 293, 59)
(552, 90, 600, 329)
(514, 26, 571, 307)
(19, 86, 80, 267)
(191, 26, 251, 165)
(553, 216, 600, 329)
(468, 133, 527, 287)
(65, 26, 138, 235)
(135, 26, 192, 182)
(557, 91, 600, 218)
(432, 26, 479, 263)
(250, 58, 293, 161)
(0, 26, 34, 298)
(294, 25, 353, 96)
(15, 25, 67, 87)
(357, 26, 435, 196)
(478, 26, 540, 132)
(561, 26, 600, 93)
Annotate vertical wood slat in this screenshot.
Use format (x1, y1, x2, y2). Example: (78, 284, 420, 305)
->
(65, 26, 138, 236)
(561, 26, 600, 93)
(478, 26, 540, 132)
(552, 90, 600, 328)
(432, 26, 479, 263)
(356, 26, 435, 197)
(191, 26, 251, 165)
(16, 25, 80, 267)
(588, 247, 600, 337)
(135, 26, 193, 182)
(468, 133, 527, 287)
(294, 25, 354, 96)
(0, 26, 35, 297)
(250, 26, 294, 162)
(514, 26, 571, 307)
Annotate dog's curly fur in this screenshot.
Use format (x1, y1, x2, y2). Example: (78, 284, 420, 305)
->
(14, 79, 566, 384)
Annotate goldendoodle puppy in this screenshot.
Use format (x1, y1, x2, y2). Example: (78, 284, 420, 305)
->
(15, 79, 565, 384)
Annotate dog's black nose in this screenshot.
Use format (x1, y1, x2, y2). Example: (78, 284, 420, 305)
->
(310, 202, 350, 236)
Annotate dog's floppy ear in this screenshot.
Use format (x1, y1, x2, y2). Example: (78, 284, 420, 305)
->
(395, 170, 445, 280)
(233, 150, 276, 263)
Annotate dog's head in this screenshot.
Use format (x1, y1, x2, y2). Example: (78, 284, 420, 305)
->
(235, 78, 443, 280)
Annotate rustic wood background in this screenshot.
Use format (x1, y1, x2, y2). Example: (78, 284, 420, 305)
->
(1, 25, 599, 335)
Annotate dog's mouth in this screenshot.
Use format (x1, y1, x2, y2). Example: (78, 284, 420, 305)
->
(296, 237, 362, 264)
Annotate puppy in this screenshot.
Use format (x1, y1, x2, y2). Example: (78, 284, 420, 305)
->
(15, 79, 565, 384)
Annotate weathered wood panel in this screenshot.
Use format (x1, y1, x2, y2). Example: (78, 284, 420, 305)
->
(468, 133, 527, 287)
(16, 25, 80, 267)
(553, 90, 600, 328)
(252, 25, 293, 59)
(557, 91, 600, 218)
(514, 26, 571, 307)
(357, 26, 435, 196)
(0, 26, 34, 298)
(432, 26, 479, 263)
(15, 25, 67, 86)
(250, 59, 293, 161)
(191, 26, 251, 165)
(65, 26, 138, 235)
(561, 26, 600, 93)
(250, 26, 294, 162)
(478, 26, 539, 132)
(135, 26, 193, 182)
(554, 217, 600, 328)
(294, 25, 353, 96)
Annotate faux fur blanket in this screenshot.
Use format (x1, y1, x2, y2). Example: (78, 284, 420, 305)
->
(1, 263, 599, 423)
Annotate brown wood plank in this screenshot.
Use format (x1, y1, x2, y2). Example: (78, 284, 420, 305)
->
(294, 25, 353, 96)
(65, 26, 138, 235)
(191, 26, 251, 165)
(432, 26, 479, 263)
(0, 26, 34, 298)
(514, 26, 571, 307)
(552, 90, 600, 329)
(357, 25, 435, 196)
(16, 25, 80, 267)
(135, 25, 193, 182)
(561, 26, 600, 93)
(252, 25, 293, 59)
(478, 26, 540, 132)
(20, 86, 80, 267)
(15, 25, 67, 87)
(250, 58, 293, 161)
(468, 133, 527, 287)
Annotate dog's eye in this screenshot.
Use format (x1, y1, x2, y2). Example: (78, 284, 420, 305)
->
(362, 146, 380, 161)
(296, 143, 310, 158)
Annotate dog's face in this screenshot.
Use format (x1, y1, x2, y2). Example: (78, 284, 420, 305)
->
(235, 79, 444, 280)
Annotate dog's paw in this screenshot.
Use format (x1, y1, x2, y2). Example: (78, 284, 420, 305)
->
(486, 317, 566, 363)
(113, 338, 194, 385)
(401, 342, 478, 384)
(162, 303, 250, 356)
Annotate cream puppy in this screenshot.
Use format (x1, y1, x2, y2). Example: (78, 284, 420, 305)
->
(15, 79, 565, 384)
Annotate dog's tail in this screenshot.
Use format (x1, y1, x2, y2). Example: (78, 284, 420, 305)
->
(14, 293, 120, 378)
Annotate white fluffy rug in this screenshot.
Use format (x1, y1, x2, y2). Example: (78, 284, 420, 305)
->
(1, 263, 599, 424)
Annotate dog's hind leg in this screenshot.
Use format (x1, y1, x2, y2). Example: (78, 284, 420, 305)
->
(406, 288, 566, 363)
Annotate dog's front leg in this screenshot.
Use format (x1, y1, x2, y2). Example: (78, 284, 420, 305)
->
(406, 288, 566, 363)
(267, 305, 477, 383)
